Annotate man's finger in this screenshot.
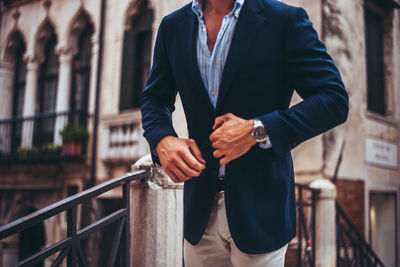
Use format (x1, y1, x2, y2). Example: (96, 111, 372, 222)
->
(181, 148, 206, 173)
(211, 141, 221, 149)
(170, 165, 190, 182)
(213, 149, 224, 158)
(209, 128, 222, 142)
(220, 156, 231, 165)
(212, 114, 229, 130)
(177, 157, 202, 177)
(165, 169, 179, 183)
(188, 141, 206, 164)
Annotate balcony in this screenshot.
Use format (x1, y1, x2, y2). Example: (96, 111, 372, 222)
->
(101, 111, 148, 162)
(0, 111, 93, 164)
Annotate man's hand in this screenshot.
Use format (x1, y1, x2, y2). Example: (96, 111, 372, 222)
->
(156, 136, 206, 183)
(210, 113, 257, 165)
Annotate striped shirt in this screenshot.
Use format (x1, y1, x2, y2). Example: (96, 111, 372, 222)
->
(191, 0, 271, 177)
(191, 0, 244, 108)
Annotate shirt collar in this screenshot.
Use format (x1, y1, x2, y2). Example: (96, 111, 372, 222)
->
(191, 0, 245, 19)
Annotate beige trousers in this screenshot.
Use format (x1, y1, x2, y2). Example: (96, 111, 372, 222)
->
(184, 192, 288, 267)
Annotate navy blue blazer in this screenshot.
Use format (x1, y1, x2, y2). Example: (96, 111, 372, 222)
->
(141, 0, 348, 254)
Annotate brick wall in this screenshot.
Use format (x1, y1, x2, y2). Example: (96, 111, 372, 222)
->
(336, 179, 365, 235)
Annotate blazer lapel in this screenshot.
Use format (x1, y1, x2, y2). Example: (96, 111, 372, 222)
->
(215, 0, 266, 114)
(182, 10, 215, 115)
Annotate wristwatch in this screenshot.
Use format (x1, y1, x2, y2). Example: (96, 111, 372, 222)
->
(251, 119, 268, 143)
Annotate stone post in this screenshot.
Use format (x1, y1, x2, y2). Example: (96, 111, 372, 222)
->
(310, 179, 337, 267)
(54, 48, 73, 145)
(21, 57, 40, 148)
(131, 154, 184, 267)
(0, 60, 14, 153)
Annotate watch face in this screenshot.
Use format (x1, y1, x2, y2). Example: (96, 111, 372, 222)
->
(254, 126, 267, 142)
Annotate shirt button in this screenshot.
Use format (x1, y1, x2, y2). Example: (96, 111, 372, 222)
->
(211, 91, 216, 96)
(202, 27, 206, 32)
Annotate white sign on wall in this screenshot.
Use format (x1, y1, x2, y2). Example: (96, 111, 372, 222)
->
(365, 137, 398, 168)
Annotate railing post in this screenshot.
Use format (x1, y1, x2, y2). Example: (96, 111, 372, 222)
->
(310, 179, 337, 267)
(131, 155, 184, 267)
(122, 181, 131, 267)
(297, 187, 303, 267)
(311, 189, 317, 267)
(67, 207, 77, 267)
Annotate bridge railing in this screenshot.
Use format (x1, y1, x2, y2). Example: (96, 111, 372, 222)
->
(294, 183, 319, 267)
(336, 202, 385, 267)
(0, 170, 148, 267)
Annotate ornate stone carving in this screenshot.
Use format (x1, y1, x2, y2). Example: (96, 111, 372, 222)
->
(43, 0, 52, 10)
(12, 9, 20, 21)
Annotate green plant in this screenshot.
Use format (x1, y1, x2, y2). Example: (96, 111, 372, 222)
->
(16, 146, 39, 157)
(59, 124, 90, 142)
(41, 143, 61, 153)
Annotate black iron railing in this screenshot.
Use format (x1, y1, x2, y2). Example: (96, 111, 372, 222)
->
(0, 170, 148, 267)
(292, 183, 319, 267)
(0, 110, 92, 162)
(336, 203, 385, 267)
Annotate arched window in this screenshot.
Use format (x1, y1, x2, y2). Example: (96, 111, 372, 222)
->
(70, 25, 93, 126)
(34, 35, 59, 147)
(119, 4, 154, 111)
(10, 34, 26, 151)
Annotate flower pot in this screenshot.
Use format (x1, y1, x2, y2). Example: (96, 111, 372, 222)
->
(62, 140, 83, 156)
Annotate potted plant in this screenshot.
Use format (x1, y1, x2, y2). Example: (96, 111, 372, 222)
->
(41, 143, 62, 157)
(16, 146, 39, 158)
(59, 124, 90, 156)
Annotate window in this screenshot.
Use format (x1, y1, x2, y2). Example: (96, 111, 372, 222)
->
(70, 25, 93, 126)
(34, 35, 59, 147)
(11, 36, 26, 151)
(119, 5, 154, 111)
(364, 0, 393, 116)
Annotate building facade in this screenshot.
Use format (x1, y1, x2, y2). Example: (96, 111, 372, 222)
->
(284, 0, 400, 266)
(0, 0, 399, 266)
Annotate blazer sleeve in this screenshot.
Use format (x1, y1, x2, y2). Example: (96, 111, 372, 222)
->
(258, 7, 349, 154)
(141, 18, 178, 164)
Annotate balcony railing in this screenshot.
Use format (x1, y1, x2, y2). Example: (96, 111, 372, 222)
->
(0, 110, 93, 163)
(0, 170, 148, 267)
(290, 183, 319, 267)
(101, 111, 148, 161)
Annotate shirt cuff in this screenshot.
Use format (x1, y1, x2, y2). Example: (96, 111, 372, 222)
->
(258, 135, 272, 149)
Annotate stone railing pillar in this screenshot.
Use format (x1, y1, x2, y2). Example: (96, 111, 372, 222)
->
(0, 60, 14, 153)
(131, 154, 183, 267)
(310, 179, 337, 267)
(21, 57, 40, 148)
(54, 48, 73, 145)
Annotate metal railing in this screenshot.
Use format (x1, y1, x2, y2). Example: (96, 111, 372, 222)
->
(336, 202, 385, 267)
(293, 183, 319, 267)
(0, 110, 92, 162)
(0, 170, 148, 267)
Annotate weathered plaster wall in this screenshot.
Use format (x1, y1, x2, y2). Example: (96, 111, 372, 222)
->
(285, 0, 400, 247)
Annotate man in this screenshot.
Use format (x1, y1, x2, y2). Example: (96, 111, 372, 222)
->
(141, 0, 348, 265)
